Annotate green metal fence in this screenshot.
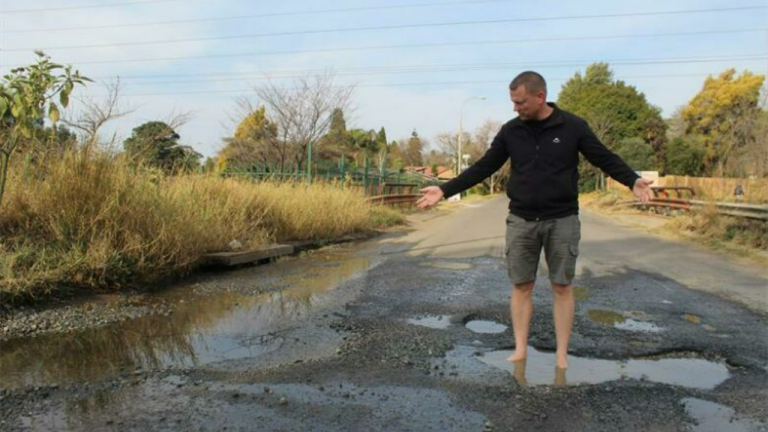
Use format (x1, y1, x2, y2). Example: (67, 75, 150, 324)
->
(220, 142, 441, 196)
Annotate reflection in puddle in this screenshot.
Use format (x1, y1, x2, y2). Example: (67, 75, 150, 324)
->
(419, 261, 473, 270)
(465, 320, 508, 334)
(573, 286, 589, 301)
(479, 347, 729, 389)
(407, 315, 452, 330)
(615, 319, 664, 333)
(683, 314, 702, 324)
(588, 309, 664, 333)
(0, 254, 372, 389)
(683, 398, 765, 432)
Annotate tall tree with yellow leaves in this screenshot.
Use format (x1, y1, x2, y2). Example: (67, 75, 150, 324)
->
(681, 69, 765, 176)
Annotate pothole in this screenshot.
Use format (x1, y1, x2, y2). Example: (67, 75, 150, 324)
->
(683, 314, 702, 324)
(0, 254, 372, 389)
(478, 347, 729, 389)
(419, 261, 473, 270)
(588, 309, 664, 333)
(683, 398, 766, 431)
(465, 320, 508, 334)
(573, 286, 589, 301)
(407, 315, 452, 330)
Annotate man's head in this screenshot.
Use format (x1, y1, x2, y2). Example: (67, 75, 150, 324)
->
(509, 71, 548, 121)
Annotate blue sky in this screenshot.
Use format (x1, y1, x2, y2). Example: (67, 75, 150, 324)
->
(1, 0, 766, 157)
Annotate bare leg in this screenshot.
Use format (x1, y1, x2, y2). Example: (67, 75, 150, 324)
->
(551, 282, 574, 369)
(507, 281, 534, 362)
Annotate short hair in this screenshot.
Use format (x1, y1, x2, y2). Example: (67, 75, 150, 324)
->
(509, 71, 547, 95)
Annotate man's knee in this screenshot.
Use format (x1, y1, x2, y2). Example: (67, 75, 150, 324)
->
(513, 281, 534, 293)
(551, 283, 571, 296)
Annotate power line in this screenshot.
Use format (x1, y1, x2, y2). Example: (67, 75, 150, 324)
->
(4, 27, 764, 68)
(3, 0, 520, 33)
(91, 71, 767, 97)
(110, 54, 767, 86)
(3, 5, 765, 52)
(0, 0, 192, 14)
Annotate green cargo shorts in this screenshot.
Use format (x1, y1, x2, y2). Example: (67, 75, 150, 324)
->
(505, 213, 581, 286)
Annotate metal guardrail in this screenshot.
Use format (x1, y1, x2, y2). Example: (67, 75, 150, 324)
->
(618, 186, 768, 221)
(368, 182, 421, 207)
(369, 194, 421, 206)
(688, 200, 768, 221)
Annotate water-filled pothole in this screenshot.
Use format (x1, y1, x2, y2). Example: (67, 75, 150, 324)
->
(588, 309, 664, 333)
(465, 320, 507, 334)
(407, 315, 452, 330)
(479, 347, 729, 389)
(573, 286, 589, 301)
(419, 261, 473, 270)
(683, 398, 766, 431)
(0, 253, 372, 389)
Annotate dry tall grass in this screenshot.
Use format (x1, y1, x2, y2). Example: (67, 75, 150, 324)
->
(0, 148, 403, 304)
(665, 205, 768, 251)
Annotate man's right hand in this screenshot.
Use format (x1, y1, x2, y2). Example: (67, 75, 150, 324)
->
(416, 186, 444, 209)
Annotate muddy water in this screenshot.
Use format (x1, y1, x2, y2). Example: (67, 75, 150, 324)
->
(465, 320, 508, 334)
(588, 309, 665, 333)
(479, 346, 730, 389)
(683, 398, 766, 432)
(419, 261, 473, 270)
(0, 252, 372, 389)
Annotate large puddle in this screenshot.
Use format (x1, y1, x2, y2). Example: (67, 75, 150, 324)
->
(0, 252, 372, 389)
(683, 398, 766, 432)
(479, 346, 729, 389)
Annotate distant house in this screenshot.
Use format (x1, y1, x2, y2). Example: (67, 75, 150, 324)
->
(404, 165, 455, 181)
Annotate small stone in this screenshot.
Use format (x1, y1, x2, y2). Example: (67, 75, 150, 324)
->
(278, 397, 288, 405)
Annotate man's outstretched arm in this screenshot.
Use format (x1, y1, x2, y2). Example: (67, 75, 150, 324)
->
(577, 120, 653, 204)
(418, 126, 509, 209)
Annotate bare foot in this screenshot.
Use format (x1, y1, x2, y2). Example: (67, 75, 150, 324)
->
(507, 350, 527, 362)
(513, 359, 527, 386)
(554, 366, 567, 387)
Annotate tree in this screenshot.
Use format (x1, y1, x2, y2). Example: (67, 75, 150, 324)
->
(558, 62, 666, 190)
(252, 73, 354, 169)
(681, 69, 765, 176)
(401, 130, 425, 166)
(374, 127, 388, 172)
(63, 79, 134, 150)
(386, 140, 405, 171)
(614, 137, 656, 171)
(664, 136, 706, 176)
(423, 149, 451, 171)
(474, 120, 508, 193)
(124, 121, 201, 173)
(219, 105, 278, 171)
(0, 51, 89, 205)
(317, 107, 350, 160)
(643, 116, 668, 172)
(347, 128, 379, 165)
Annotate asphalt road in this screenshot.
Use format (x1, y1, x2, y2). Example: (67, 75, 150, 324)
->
(2, 195, 767, 432)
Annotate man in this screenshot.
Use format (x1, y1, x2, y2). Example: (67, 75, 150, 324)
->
(417, 71, 653, 369)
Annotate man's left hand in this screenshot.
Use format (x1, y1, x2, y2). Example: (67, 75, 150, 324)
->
(632, 178, 654, 204)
